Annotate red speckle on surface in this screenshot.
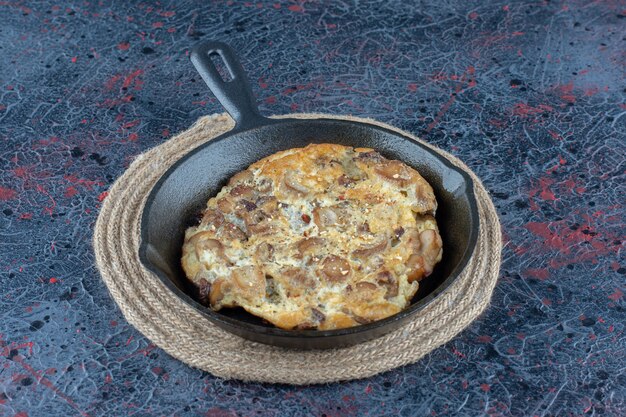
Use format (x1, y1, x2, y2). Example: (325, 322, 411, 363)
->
(14, 413, 28, 417)
(162, 129, 170, 137)
(503, 5, 510, 11)
(468, 11, 479, 19)
(97, 191, 108, 202)
(205, 408, 237, 417)
(122, 69, 144, 89)
(8, 355, 91, 417)
(489, 119, 506, 128)
(554, 81, 576, 103)
(527, 177, 556, 209)
(480, 383, 491, 392)
(426, 67, 477, 132)
(37, 136, 60, 146)
(0, 187, 17, 201)
(64, 175, 103, 190)
(151, 367, 169, 380)
(12, 373, 30, 384)
(407, 83, 418, 92)
(104, 74, 122, 91)
(462, 380, 469, 389)
(525, 222, 552, 238)
(539, 187, 556, 201)
(511, 103, 553, 117)
(1, 341, 34, 357)
(364, 384, 373, 394)
(476, 335, 493, 343)
(64, 186, 78, 198)
(117, 41, 130, 50)
(159, 10, 175, 17)
(70, 56, 77, 63)
(122, 120, 140, 129)
(584, 86, 599, 96)
(20, 213, 33, 220)
(542, 297, 552, 306)
(152, 21, 164, 28)
(104, 374, 112, 383)
(49, 277, 58, 284)
(548, 130, 563, 141)
(426, 93, 457, 133)
(35, 185, 57, 216)
(127, 133, 138, 141)
(608, 288, 623, 301)
(265, 96, 277, 104)
(99, 95, 133, 108)
(451, 347, 466, 358)
(524, 268, 550, 281)
(288, 5, 303, 12)
(523, 213, 620, 269)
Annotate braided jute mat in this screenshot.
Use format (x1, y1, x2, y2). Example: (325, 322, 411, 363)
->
(93, 113, 502, 385)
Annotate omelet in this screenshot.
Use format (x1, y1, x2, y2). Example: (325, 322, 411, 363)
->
(181, 144, 443, 330)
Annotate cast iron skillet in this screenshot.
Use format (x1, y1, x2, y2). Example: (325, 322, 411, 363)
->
(139, 41, 479, 349)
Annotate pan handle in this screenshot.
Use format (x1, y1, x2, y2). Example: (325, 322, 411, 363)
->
(190, 41, 268, 130)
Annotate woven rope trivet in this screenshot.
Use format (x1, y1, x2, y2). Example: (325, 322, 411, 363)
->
(93, 113, 502, 385)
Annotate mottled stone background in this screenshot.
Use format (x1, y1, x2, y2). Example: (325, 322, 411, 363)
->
(0, 1, 624, 416)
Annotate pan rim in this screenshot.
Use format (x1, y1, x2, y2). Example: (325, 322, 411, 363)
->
(138, 117, 480, 342)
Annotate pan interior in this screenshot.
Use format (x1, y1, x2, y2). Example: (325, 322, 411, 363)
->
(141, 119, 475, 330)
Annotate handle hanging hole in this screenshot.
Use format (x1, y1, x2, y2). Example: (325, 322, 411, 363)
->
(209, 51, 234, 82)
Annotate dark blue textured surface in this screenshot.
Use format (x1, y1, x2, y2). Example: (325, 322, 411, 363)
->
(1, 1, 624, 416)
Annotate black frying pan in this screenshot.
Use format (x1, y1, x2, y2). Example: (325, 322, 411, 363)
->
(139, 41, 479, 350)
